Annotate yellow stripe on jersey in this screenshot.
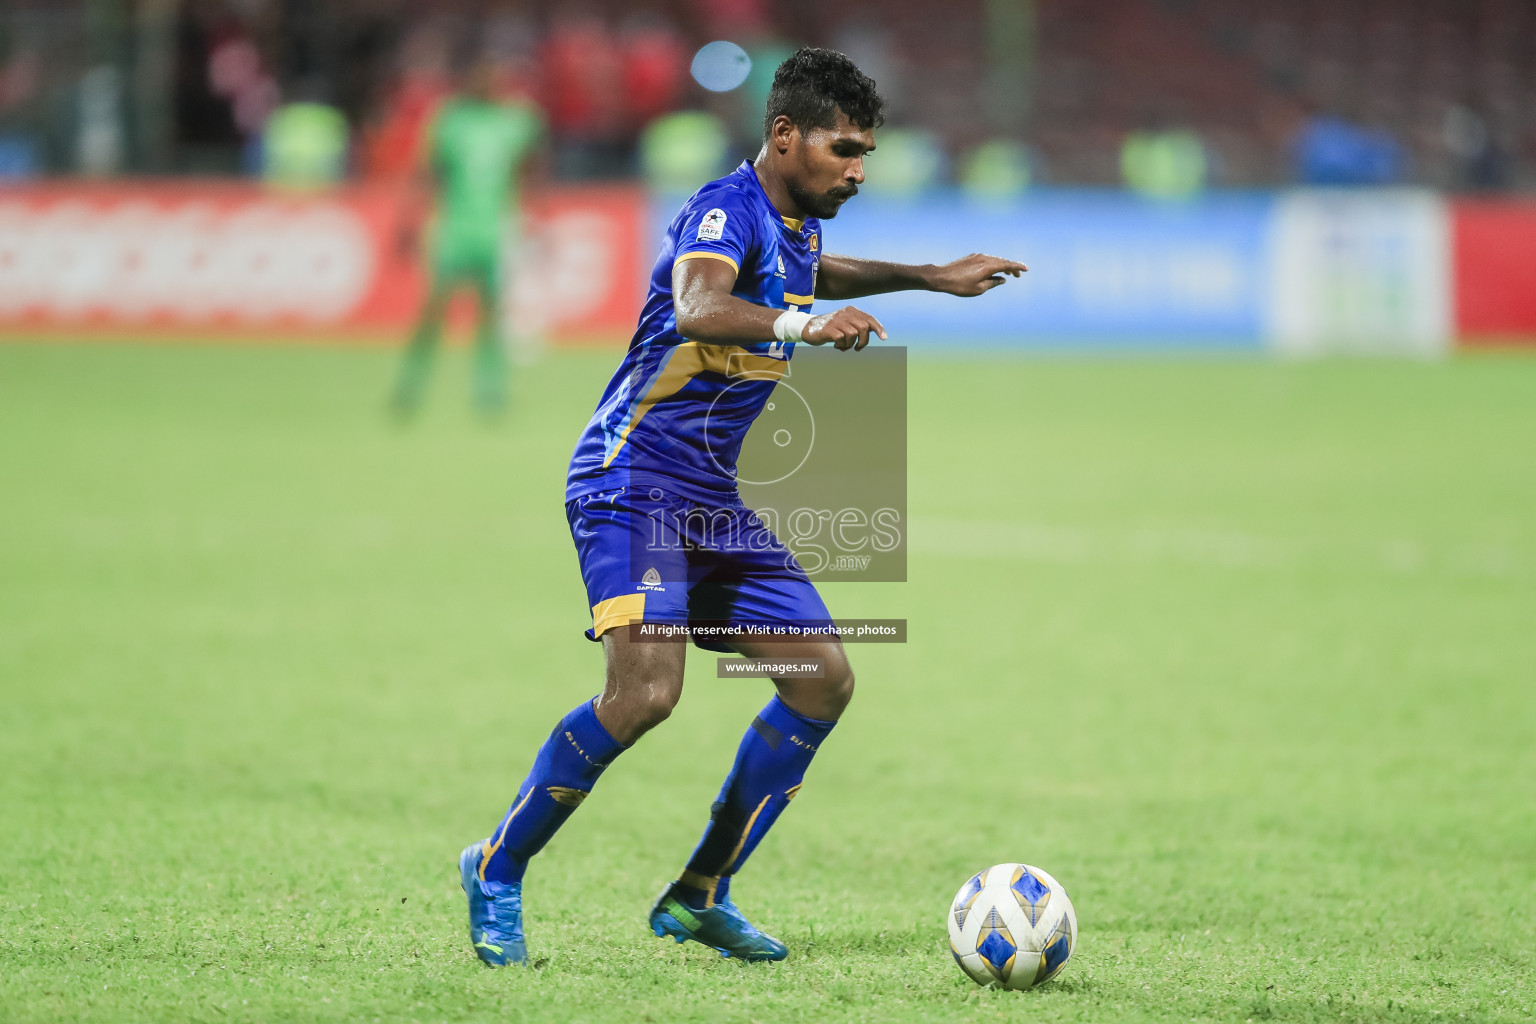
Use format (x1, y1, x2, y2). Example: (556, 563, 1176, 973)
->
(783, 292, 814, 306)
(601, 342, 789, 469)
(674, 251, 740, 274)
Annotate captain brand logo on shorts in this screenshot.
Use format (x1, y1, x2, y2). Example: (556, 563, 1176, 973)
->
(697, 209, 727, 241)
(641, 567, 662, 587)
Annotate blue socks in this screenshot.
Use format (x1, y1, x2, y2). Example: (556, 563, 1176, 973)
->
(478, 698, 626, 886)
(475, 693, 836, 906)
(675, 695, 837, 909)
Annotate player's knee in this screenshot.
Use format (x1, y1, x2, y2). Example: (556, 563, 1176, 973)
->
(799, 654, 854, 718)
(624, 677, 682, 733)
(826, 662, 856, 715)
(602, 629, 686, 739)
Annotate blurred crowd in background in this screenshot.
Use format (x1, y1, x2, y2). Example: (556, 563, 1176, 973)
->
(1, 0, 1533, 195)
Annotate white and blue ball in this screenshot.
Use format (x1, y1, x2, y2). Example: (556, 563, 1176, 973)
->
(946, 863, 1077, 990)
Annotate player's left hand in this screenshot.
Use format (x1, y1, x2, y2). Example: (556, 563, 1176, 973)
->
(927, 254, 1027, 297)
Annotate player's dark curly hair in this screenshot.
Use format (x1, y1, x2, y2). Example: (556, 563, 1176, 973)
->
(763, 47, 886, 140)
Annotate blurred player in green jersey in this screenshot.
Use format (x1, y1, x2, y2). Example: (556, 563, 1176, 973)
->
(391, 57, 544, 416)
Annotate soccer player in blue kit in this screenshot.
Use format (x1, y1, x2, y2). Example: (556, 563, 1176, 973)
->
(459, 48, 1027, 966)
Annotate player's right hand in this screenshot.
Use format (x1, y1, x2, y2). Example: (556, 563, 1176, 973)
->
(803, 306, 888, 351)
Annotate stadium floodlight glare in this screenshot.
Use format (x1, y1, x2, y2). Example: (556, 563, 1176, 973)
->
(690, 41, 752, 92)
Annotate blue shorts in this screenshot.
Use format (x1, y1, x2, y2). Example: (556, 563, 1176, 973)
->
(566, 486, 832, 653)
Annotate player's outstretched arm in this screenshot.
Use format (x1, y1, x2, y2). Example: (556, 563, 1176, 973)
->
(675, 258, 888, 351)
(815, 253, 1027, 300)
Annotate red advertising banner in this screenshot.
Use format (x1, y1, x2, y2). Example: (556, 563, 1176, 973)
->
(1452, 199, 1536, 346)
(0, 181, 645, 344)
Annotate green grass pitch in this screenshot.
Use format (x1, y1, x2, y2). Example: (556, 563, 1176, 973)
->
(1, 342, 1532, 1023)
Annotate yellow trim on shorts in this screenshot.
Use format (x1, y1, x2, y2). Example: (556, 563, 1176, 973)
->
(674, 251, 740, 274)
(782, 292, 814, 306)
(591, 593, 646, 637)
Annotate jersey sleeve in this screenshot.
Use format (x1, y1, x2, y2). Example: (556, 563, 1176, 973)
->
(672, 190, 758, 278)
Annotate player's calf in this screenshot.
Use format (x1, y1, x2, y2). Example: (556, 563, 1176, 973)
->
(666, 687, 840, 932)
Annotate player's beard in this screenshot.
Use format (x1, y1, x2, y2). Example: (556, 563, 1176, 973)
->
(787, 178, 858, 219)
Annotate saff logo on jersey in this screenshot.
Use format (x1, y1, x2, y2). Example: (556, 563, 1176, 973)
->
(698, 209, 727, 241)
(809, 234, 819, 252)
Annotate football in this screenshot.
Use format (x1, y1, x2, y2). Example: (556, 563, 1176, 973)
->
(947, 863, 1078, 990)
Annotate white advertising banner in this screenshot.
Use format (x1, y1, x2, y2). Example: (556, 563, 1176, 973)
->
(1267, 190, 1452, 357)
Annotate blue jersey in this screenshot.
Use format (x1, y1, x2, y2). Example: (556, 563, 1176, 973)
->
(566, 160, 822, 504)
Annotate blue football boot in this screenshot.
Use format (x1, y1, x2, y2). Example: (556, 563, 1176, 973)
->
(648, 882, 789, 961)
(459, 841, 527, 967)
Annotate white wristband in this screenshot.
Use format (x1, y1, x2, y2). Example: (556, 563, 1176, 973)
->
(773, 310, 813, 343)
